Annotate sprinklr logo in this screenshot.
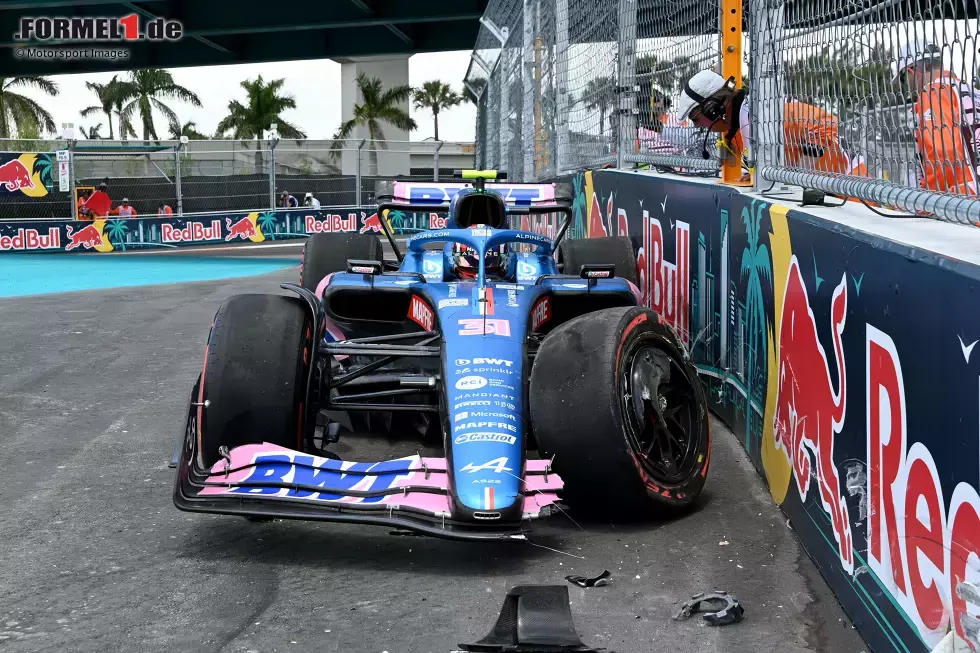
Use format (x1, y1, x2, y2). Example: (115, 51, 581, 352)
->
(15, 14, 183, 42)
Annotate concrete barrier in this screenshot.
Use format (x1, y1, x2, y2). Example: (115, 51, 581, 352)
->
(568, 168, 980, 653)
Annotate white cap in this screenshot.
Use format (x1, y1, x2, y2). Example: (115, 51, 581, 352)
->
(122, 198, 129, 202)
(891, 39, 943, 82)
(677, 70, 727, 120)
(305, 192, 313, 198)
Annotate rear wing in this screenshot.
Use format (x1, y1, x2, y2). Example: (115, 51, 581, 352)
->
(375, 181, 573, 211)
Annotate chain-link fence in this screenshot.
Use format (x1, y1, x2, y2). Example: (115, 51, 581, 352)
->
(0, 138, 475, 221)
(467, 0, 980, 224)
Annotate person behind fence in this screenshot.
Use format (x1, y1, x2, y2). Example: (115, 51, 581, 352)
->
(83, 182, 112, 219)
(304, 192, 321, 209)
(157, 202, 174, 216)
(280, 190, 298, 208)
(891, 39, 980, 195)
(112, 198, 137, 218)
(76, 189, 92, 220)
(677, 69, 869, 179)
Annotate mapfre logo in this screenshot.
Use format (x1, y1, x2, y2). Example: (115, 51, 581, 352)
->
(407, 296, 434, 331)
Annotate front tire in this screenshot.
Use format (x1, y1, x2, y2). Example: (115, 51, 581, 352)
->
(300, 233, 383, 292)
(529, 306, 710, 515)
(198, 294, 310, 467)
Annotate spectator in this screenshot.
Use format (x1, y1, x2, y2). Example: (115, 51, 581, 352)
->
(157, 203, 174, 216)
(76, 189, 92, 220)
(891, 39, 980, 195)
(303, 192, 321, 209)
(280, 190, 299, 208)
(112, 198, 137, 218)
(83, 182, 112, 219)
(677, 70, 869, 180)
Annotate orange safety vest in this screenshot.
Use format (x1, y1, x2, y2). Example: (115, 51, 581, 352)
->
(913, 72, 979, 195)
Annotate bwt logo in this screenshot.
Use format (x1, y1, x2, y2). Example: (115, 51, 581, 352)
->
(15, 14, 182, 42)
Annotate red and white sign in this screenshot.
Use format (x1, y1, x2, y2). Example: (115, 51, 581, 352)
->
(305, 213, 358, 234)
(459, 318, 511, 336)
(530, 297, 551, 332)
(429, 213, 447, 229)
(408, 296, 434, 331)
(161, 220, 221, 244)
(0, 227, 60, 251)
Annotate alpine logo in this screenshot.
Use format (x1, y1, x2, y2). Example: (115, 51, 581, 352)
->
(461, 457, 512, 474)
(408, 296, 434, 331)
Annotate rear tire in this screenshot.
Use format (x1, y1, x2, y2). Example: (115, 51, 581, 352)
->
(300, 233, 383, 292)
(529, 306, 709, 516)
(559, 236, 638, 285)
(198, 294, 310, 468)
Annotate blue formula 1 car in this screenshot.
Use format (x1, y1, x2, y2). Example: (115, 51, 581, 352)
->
(173, 170, 710, 540)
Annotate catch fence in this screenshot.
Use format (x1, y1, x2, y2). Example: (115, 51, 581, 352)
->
(0, 139, 475, 222)
(465, 0, 980, 225)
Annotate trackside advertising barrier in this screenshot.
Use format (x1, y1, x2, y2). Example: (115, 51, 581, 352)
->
(565, 169, 980, 653)
(0, 207, 449, 253)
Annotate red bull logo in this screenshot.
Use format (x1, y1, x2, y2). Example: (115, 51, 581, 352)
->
(225, 217, 256, 241)
(773, 257, 852, 574)
(65, 224, 104, 251)
(635, 210, 690, 346)
(305, 214, 358, 233)
(0, 159, 35, 192)
(0, 227, 60, 251)
(162, 220, 221, 244)
(360, 212, 383, 234)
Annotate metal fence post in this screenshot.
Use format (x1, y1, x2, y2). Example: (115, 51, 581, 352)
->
(175, 141, 183, 216)
(355, 139, 365, 206)
(433, 140, 443, 181)
(616, 0, 637, 170)
(753, 0, 785, 191)
(265, 139, 274, 210)
(522, 0, 535, 182)
(555, 0, 569, 175)
(67, 140, 76, 219)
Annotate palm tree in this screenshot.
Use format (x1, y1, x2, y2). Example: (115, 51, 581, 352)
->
(413, 81, 462, 141)
(105, 219, 130, 251)
(115, 69, 201, 142)
(333, 72, 417, 176)
(80, 76, 122, 139)
(582, 76, 615, 140)
(215, 76, 306, 169)
(387, 209, 407, 233)
(33, 153, 52, 188)
(80, 124, 104, 139)
(257, 212, 278, 239)
(739, 200, 772, 454)
(168, 120, 206, 140)
(0, 76, 58, 138)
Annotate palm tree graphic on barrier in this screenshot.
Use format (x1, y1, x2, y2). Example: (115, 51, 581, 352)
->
(105, 219, 129, 251)
(739, 200, 772, 455)
(257, 212, 278, 240)
(34, 153, 52, 188)
(388, 209, 407, 233)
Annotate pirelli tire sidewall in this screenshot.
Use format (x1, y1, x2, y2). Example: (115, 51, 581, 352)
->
(529, 306, 710, 515)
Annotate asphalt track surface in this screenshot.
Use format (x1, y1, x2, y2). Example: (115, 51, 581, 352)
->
(0, 260, 869, 653)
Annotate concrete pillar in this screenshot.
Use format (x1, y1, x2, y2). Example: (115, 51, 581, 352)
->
(335, 55, 412, 178)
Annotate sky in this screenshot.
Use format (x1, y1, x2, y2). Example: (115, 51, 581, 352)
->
(18, 50, 477, 142)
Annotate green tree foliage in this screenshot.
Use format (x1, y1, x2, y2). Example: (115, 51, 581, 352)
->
(0, 76, 58, 138)
(80, 76, 123, 139)
(168, 120, 207, 140)
(116, 69, 202, 141)
(332, 73, 417, 175)
(413, 80, 462, 141)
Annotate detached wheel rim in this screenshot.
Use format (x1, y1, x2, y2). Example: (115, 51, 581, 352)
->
(622, 338, 699, 485)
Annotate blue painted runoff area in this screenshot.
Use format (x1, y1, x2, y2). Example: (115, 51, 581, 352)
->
(0, 255, 298, 298)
